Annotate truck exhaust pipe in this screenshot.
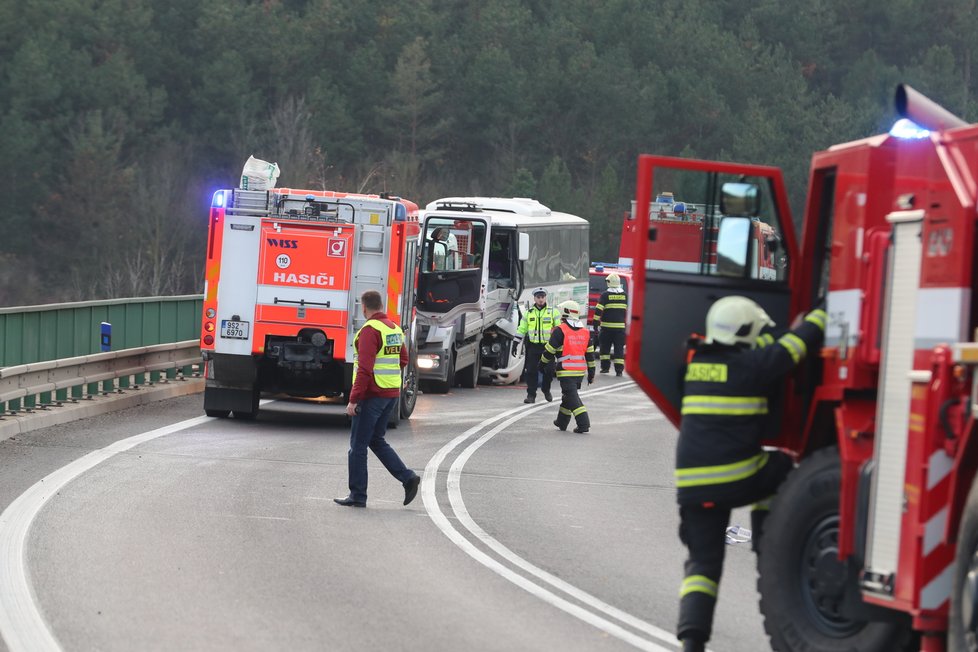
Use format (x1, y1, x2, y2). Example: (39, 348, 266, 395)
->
(895, 84, 968, 131)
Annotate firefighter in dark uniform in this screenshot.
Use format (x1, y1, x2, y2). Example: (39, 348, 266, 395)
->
(593, 272, 628, 376)
(541, 300, 596, 433)
(513, 287, 561, 404)
(675, 296, 826, 652)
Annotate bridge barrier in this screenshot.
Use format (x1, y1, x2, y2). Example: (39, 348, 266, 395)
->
(0, 340, 201, 417)
(0, 295, 203, 368)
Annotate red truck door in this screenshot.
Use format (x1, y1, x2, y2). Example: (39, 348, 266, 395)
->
(626, 155, 799, 428)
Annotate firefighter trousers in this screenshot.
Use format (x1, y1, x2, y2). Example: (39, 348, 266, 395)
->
(676, 451, 793, 643)
(599, 328, 625, 373)
(554, 376, 589, 430)
(524, 343, 552, 398)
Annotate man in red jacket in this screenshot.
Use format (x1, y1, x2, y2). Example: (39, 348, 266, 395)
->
(334, 290, 420, 508)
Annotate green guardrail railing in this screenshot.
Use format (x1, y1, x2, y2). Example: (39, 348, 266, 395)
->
(0, 295, 203, 368)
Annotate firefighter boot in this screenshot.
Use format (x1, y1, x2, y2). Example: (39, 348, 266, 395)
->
(573, 411, 590, 434)
(524, 394, 535, 404)
(554, 407, 572, 431)
(681, 638, 705, 652)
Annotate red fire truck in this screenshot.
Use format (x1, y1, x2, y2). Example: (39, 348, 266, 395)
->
(620, 192, 782, 279)
(627, 85, 978, 651)
(199, 188, 421, 423)
(587, 263, 632, 326)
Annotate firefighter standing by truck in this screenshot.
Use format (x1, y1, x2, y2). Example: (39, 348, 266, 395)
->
(675, 296, 825, 652)
(513, 288, 561, 403)
(541, 300, 596, 433)
(593, 273, 628, 376)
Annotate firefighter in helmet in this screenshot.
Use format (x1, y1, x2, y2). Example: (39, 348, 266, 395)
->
(540, 300, 596, 433)
(593, 272, 628, 376)
(675, 296, 826, 652)
(513, 288, 561, 403)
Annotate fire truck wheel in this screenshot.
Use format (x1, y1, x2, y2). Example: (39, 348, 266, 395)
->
(950, 474, 978, 651)
(758, 447, 913, 652)
(399, 364, 418, 419)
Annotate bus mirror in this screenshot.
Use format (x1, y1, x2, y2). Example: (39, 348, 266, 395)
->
(716, 217, 751, 277)
(721, 182, 761, 217)
(517, 232, 530, 261)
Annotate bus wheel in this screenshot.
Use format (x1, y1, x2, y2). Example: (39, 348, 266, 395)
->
(205, 409, 230, 418)
(950, 475, 978, 651)
(759, 447, 912, 651)
(458, 361, 479, 389)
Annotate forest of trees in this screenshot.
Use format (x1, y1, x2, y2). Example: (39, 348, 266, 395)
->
(1, 0, 976, 306)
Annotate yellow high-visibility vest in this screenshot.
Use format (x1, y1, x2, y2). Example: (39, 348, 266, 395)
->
(353, 319, 403, 389)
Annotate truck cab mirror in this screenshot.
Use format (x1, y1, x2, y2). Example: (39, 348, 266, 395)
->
(517, 232, 530, 261)
(721, 182, 761, 217)
(716, 216, 751, 277)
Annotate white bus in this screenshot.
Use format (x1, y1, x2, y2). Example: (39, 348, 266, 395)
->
(415, 197, 589, 392)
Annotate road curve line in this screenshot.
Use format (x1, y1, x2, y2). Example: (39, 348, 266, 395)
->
(423, 381, 677, 651)
(0, 415, 212, 652)
(448, 389, 680, 647)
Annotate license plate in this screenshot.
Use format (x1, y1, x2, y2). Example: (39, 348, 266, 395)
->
(220, 320, 250, 339)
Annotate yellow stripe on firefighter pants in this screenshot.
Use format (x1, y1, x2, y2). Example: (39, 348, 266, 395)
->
(675, 452, 770, 488)
(680, 574, 718, 598)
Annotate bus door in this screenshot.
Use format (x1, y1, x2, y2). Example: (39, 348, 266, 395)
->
(625, 156, 799, 435)
(416, 213, 489, 320)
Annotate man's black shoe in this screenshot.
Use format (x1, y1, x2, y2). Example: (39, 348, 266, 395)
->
(573, 426, 589, 434)
(553, 419, 567, 432)
(615, 371, 623, 377)
(524, 396, 535, 404)
(334, 495, 366, 508)
(403, 475, 421, 506)
(542, 389, 553, 402)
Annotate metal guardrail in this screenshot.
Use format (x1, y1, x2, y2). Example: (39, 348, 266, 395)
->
(0, 340, 201, 417)
(0, 295, 203, 367)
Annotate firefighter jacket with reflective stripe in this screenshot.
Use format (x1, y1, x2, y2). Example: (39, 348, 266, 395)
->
(515, 304, 561, 345)
(350, 314, 407, 402)
(675, 309, 826, 505)
(594, 289, 628, 329)
(541, 322, 596, 378)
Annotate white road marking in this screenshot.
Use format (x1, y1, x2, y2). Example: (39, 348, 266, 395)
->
(0, 415, 211, 652)
(423, 381, 682, 651)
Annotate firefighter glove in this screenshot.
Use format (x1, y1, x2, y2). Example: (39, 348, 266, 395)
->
(511, 342, 519, 357)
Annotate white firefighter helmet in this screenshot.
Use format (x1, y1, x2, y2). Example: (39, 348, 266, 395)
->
(558, 299, 581, 321)
(705, 296, 775, 347)
(606, 272, 621, 289)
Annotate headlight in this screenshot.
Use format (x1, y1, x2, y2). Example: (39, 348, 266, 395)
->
(417, 354, 440, 369)
(491, 343, 502, 353)
(481, 346, 491, 355)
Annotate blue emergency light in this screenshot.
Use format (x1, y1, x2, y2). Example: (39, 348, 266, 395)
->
(889, 118, 930, 140)
(211, 190, 226, 208)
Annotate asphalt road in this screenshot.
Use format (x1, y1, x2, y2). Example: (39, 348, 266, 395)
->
(0, 376, 771, 652)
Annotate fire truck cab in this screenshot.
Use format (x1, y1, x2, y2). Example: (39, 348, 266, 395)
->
(200, 188, 420, 423)
(627, 86, 978, 651)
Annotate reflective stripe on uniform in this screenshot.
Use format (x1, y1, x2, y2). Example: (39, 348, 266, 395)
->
(675, 452, 769, 487)
(680, 574, 718, 598)
(600, 323, 626, 329)
(572, 405, 587, 416)
(680, 395, 768, 415)
(805, 309, 827, 330)
(778, 332, 807, 364)
(755, 333, 775, 348)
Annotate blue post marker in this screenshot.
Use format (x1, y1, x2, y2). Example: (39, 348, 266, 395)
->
(100, 322, 115, 393)
(100, 322, 112, 352)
